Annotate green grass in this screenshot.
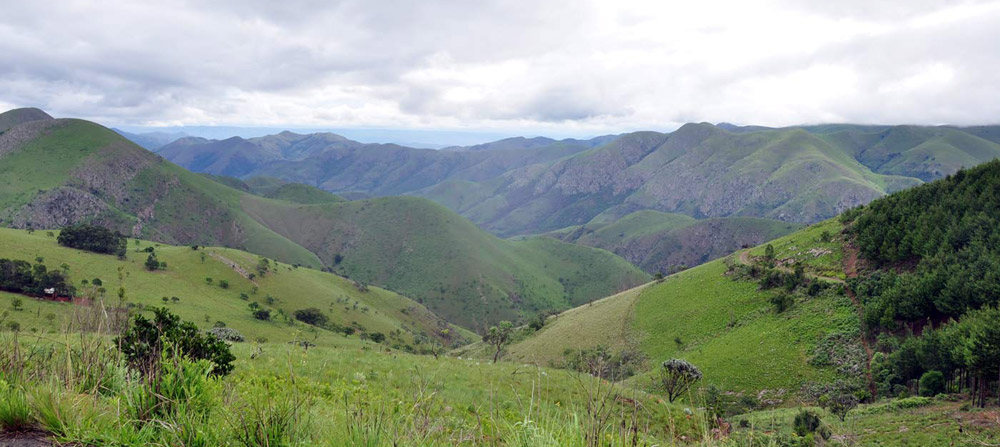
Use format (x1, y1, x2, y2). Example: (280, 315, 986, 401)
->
(736, 399, 997, 446)
(0, 333, 715, 446)
(0, 227, 469, 348)
(473, 283, 651, 365)
(630, 260, 854, 393)
(480, 220, 861, 399)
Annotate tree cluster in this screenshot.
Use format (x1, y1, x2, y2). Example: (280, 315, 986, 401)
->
(0, 258, 73, 297)
(848, 160, 1000, 328)
(871, 306, 1000, 407)
(57, 224, 128, 257)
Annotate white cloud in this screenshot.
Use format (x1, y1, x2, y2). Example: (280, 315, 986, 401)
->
(1, 0, 999, 137)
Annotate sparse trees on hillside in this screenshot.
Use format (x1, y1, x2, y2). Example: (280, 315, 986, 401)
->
(655, 358, 702, 402)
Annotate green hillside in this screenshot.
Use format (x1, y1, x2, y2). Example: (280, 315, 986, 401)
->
(0, 227, 472, 349)
(239, 195, 649, 329)
(0, 113, 649, 328)
(476, 219, 861, 400)
(551, 210, 801, 274)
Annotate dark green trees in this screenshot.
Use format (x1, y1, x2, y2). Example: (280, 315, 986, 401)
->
(57, 224, 127, 257)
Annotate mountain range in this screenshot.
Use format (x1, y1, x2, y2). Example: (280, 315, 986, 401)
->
(0, 107, 647, 329)
(147, 119, 1000, 274)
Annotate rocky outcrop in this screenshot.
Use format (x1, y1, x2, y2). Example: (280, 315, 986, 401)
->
(9, 187, 109, 229)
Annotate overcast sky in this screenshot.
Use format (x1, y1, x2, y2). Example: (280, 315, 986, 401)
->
(2, 0, 999, 140)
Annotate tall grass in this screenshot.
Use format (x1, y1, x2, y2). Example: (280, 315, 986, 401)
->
(0, 315, 790, 446)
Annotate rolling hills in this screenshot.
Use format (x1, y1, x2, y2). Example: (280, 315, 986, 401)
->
(0, 227, 473, 349)
(0, 108, 647, 328)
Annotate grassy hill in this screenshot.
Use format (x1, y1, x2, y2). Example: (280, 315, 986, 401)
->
(0, 227, 473, 349)
(0, 107, 52, 133)
(467, 219, 860, 400)
(239, 195, 649, 329)
(0, 112, 648, 328)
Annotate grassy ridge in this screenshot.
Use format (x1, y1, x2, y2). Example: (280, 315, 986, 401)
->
(0, 228, 470, 348)
(482, 220, 860, 399)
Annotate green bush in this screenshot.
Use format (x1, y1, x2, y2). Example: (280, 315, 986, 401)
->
(294, 308, 328, 327)
(116, 307, 235, 377)
(919, 370, 946, 397)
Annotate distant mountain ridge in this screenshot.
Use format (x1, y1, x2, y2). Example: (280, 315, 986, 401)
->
(156, 122, 1000, 233)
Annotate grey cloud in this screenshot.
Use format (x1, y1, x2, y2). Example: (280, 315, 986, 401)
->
(0, 0, 998, 132)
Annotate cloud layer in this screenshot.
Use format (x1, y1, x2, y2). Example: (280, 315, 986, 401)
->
(2, 0, 999, 135)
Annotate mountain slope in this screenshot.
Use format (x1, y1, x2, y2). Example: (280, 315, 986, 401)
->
(238, 195, 649, 329)
(0, 111, 648, 327)
(550, 211, 801, 273)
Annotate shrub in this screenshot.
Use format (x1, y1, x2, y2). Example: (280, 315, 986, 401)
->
(564, 345, 646, 381)
(208, 327, 245, 342)
(116, 307, 235, 377)
(294, 308, 328, 327)
(769, 293, 794, 313)
(919, 370, 946, 397)
(368, 332, 385, 343)
(253, 309, 271, 321)
(218, 280, 229, 289)
(793, 409, 829, 439)
(57, 224, 127, 257)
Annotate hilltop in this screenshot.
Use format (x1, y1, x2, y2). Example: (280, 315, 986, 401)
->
(0, 110, 647, 327)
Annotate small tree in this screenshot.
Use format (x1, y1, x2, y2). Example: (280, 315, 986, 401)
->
(11, 298, 23, 311)
(764, 244, 775, 261)
(821, 392, 858, 422)
(145, 253, 160, 271)
(655, 359, 702, 402)
(483, 321, 514, 363)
